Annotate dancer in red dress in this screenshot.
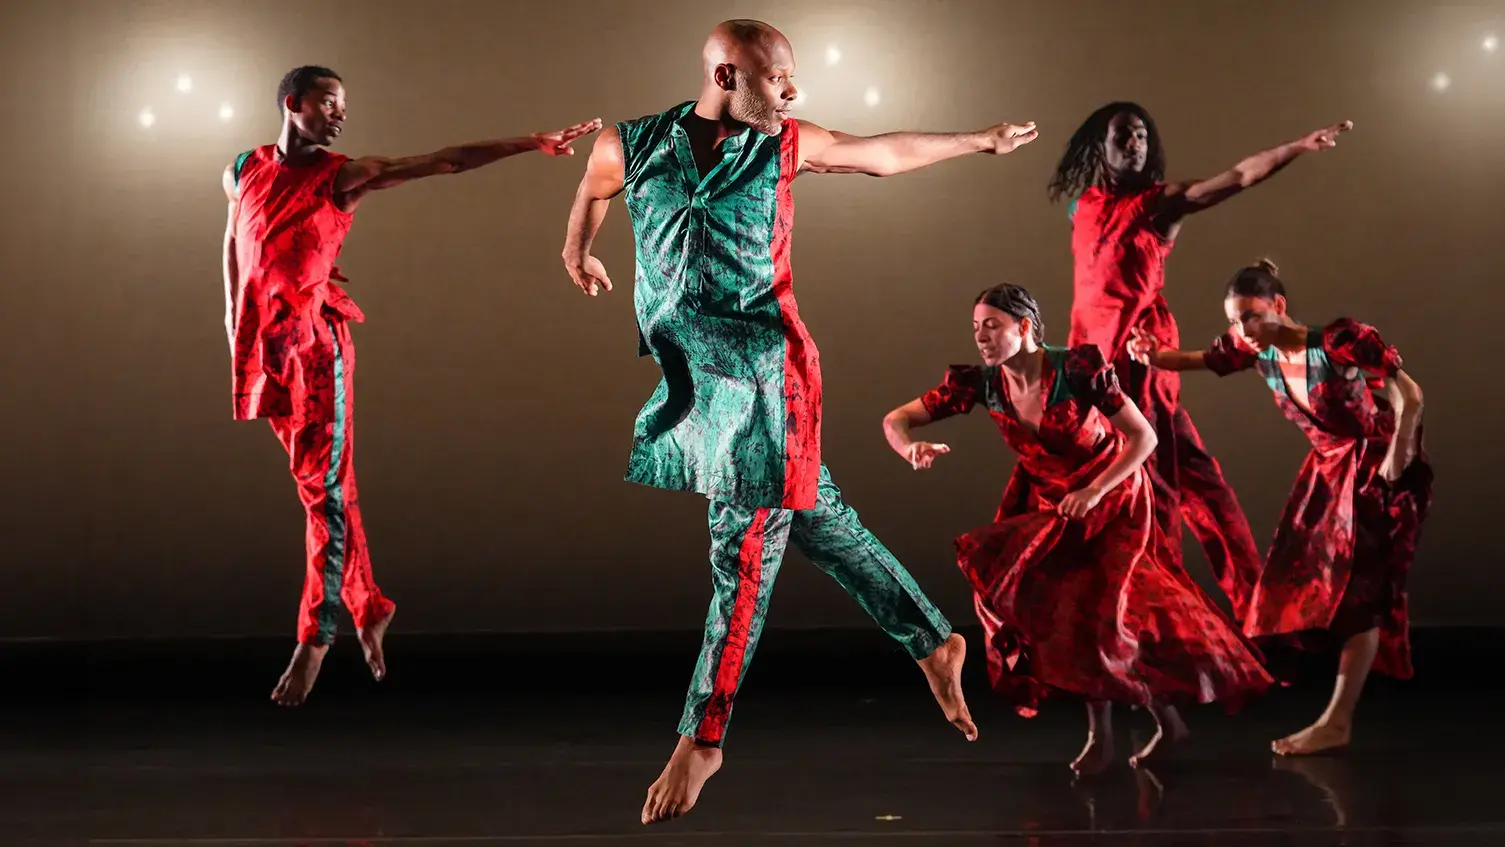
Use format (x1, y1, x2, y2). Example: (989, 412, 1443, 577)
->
(883, 284, 1274, 775)
(1128, 260, 1430, 756)
(224, 66, 599, 706)
(1048, 103, 1352, 622)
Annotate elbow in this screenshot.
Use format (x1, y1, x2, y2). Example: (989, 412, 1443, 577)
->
(1138, 427, 1159, 453)
(1401, 381, 1424, 411)
(869, 157, 902, 178)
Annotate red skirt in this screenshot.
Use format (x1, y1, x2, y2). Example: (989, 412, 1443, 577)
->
(958, 466, 1276, 717)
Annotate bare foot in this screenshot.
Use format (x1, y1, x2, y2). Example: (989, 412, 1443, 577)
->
(1272, 722, 1351, 757)
(916, 633, 978, 741)
(642, 735, 723, 825)
(1070, 733, 1114, 777)
(1129, 704, 1189, 769)
(357, 605, 395, 682)
(270, 643, 329, 707)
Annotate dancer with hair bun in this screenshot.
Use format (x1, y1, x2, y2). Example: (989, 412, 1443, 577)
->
(1129, 259, 1431, 756)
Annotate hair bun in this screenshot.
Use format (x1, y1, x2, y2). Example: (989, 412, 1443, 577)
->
(1255, 257, 1280, 276)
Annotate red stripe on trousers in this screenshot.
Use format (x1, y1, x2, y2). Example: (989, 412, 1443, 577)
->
(697, 508, 769, 743)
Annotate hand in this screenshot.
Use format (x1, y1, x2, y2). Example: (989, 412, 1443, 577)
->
(1126, 326, 1162, 366)
(1057, 484, 1105, 519)
(564, 254, 613, 296)
(1295, 120, 1353, 153)
(903, 441, 950, 470)
(532, 119, 604, 157)
(1378, 449, 1416, 484)
(1377, 456, 1401, 484)
(981, 121, 1039, 155)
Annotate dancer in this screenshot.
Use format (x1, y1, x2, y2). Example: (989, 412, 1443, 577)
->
(223, 65, 599, 706)
(560, 20, 1038, 824)
(1128, 260, 1430, 756)
(1048, 103, 1353, 622)
(884, 283, 1274, 775)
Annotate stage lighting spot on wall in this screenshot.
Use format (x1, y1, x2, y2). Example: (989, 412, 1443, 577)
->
(863, 86, 881, 107)
(1484, 34, 1499, 53)
(138, 108, 156, 128)
(825, 45, 842, 66)
(176, 73, 193, 93)
(1430, 72, 1451, 92)
(219, 102, 235, 122)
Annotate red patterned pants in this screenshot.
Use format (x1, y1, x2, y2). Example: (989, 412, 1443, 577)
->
(267, 318, 394, 646)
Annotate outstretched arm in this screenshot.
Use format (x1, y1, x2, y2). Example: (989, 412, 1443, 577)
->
(882, 399, 951, 469)
(1380, 369, 1424, 482)
(1126, 327, 1212, 371)
(221, 164, 239, 355)
(333, 118, 602, 208)
(1152, 120, 1352, 240)
(797, 119, 1037, 177)
(561, 125, 625, 297)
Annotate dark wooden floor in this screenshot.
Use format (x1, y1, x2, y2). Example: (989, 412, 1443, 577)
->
(13, 627, 1503, 845)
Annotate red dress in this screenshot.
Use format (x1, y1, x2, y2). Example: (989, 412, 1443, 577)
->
(1068, 186, 1262, 621)
(1203, 319, 1433, 678)
(920, 346, 1275, 715)
(231, 145, 393, 646)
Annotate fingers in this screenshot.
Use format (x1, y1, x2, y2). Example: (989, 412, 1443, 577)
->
(1009, 121, 1038, 136)
(553, 119, 604, 141)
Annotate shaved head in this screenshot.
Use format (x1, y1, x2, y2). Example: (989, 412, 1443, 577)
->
(698, 19, 798, 135)
(702, 19, 790, 78)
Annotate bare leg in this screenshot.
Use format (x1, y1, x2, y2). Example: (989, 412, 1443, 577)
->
(916, 633, 978, 741)
(1273, 627, 1379, 756)
(1129, 700, 1189, 768)
(271, 643, 329, 706)
(1071, 700, 1115, 776)
(642, 735, 724, 825)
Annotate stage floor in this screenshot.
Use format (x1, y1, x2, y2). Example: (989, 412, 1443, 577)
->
(12, 628, 1502, 845)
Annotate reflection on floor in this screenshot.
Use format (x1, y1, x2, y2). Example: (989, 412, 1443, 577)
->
(12, 627, 1502, 845)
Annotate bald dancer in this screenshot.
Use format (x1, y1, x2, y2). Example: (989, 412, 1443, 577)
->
(562, 20, 1038, 824)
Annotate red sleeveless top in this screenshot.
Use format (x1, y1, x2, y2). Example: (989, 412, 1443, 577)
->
(1066, 183, 1180, 409)
(229, 145, 364, 420)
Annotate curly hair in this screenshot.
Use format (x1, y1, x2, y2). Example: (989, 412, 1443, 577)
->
(1047, 101, 1166, 203)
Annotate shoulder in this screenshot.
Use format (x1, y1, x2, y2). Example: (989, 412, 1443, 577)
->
(1321, 316, 1381, 338)
(224, 146, 264, 199)
(1063, 343, 1109, 374)
(939, 363, 987, 385)
(1320, 317, 1393, 354)
(617, 102, 689, 141)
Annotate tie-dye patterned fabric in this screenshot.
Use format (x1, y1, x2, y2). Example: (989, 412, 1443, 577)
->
(681, 465, 951, 746)
(1067, 185, 1262, 621)
(617, 103, 821, 510)
(1204, 318, 1433, 678)
(231, 146, 393, 645)
(230, 145, 365, 421)
(920, 346, 1274, 716)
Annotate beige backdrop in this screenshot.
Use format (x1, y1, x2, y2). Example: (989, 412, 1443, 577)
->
(3, 0, 1499, 639)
